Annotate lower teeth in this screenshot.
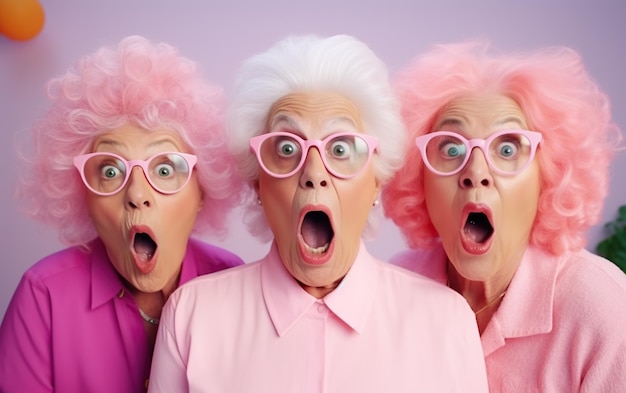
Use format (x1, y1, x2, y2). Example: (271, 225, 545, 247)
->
(305, 243, 329, 254)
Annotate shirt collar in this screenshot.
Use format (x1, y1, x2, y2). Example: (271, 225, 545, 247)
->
(177, 239, 200, 286)
(482, 245, 558, 355)
(90, 238, 126, 310)
(261, 240, 378, 336)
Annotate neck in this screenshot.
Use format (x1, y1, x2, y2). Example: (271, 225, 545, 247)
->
(132, 288, 165, 321)
(298, 278, 342, 299)
(139, 307, 160, 325)
(446, 261, 510, 334)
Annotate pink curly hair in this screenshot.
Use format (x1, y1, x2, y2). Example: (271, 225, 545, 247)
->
(382, 41, 622, 256)
(17, 35, 242, 246)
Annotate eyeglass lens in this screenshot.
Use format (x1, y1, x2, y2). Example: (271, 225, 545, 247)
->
(81, 152, 192, 194)
(424, 132, 534, 174)
(258, 134, 371, 177)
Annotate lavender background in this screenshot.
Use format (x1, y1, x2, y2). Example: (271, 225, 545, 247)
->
(2, 0, 625, 318)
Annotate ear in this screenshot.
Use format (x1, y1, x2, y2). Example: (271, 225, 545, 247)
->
(372, 178, 382, 206)
(251, 179, 262, 205)
(197, 191, 205, 212)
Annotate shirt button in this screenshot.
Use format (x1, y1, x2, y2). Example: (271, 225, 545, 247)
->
(317, 304, 326, 313)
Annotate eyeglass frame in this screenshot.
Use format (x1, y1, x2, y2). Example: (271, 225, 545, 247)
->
(73, 151, 198, 196)
(415, 129, 542, 176)
(249, 131, 379, 179)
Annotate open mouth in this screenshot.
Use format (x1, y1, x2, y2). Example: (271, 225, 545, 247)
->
(301, 211, 334, 254)
(133, 232, 157, 262)
(463, 212, 494, 244)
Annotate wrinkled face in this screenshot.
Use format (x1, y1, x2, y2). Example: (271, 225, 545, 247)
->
(424, 95, 540, 282)
(256, 92, 380, 298)
(86, 123, 203, 294)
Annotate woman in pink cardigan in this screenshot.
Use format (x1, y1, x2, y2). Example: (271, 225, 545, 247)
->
(383, 41, 626, 392)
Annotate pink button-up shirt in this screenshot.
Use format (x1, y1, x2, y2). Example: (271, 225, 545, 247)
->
(149, 241, 488, 393)
(392, 243, 626, 392)
(0, 237, 243, 393)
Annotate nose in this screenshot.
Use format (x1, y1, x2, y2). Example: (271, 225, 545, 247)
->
(299, 147, 330, 188)
(124, 166, 153, 209)
(459, 148, 493, 189)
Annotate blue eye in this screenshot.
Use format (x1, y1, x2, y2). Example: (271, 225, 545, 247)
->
(442, 142, 466, 158)
(498, 142, 518, 158)
(330, 140, 350, 158)
(100, 159, 125, 179)
(277, 140, 299, 157)
(101, 166, 121, 179)
(155, 163, 174, 178)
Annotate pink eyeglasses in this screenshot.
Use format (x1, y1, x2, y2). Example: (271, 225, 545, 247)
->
(416, 129, 542, 176)
(250, 132, 378, 179)
(73, 152, 197, 196)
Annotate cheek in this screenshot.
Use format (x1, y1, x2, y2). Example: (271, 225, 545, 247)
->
(423, 174, 457, 234)
(168, 186, 203, 225)
(258, 176, 297, 236)
(338, 175, 377, 228)
(424, 174, 456, 211)
(86, 194, 122, 232)
(501, 173, 541, 230)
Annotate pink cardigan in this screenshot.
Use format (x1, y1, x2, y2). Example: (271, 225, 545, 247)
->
(392, 244, 626, 392)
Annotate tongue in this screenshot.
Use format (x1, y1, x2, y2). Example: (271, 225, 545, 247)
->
(463, 213, 493, 243)
(301, 212, 332, 248)
(464, 225, 490, 243)
(134, 233, 156, 262)
(302, 221, 328, 248)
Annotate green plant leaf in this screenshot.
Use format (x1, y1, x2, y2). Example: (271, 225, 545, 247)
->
(595, 205, 626, 274)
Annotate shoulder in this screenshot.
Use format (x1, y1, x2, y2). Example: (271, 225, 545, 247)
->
(5, 244, 97, 314)
(554, 249, 626, 324)
(550, 250, 626, 381)
(188, 238, 245, 271)
(172, 261, 260, 303)
(162, 261, 262, 331)
(389, 245, 447, 283)
(369, 259, 477, 333)
(557, 249, 626, 295)
(376, 259, 469, 310)
(20, 245, 94, 286)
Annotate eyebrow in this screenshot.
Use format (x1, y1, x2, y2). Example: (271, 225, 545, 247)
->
(269, 114, 299, 129)
(495, 116, 525, 127)
(437, 116, 525, 130)
(437, 118, 462, 128)
(326, 116, 358, 128)
(267, 114, 307, 139)
(268, 114, 359, 138)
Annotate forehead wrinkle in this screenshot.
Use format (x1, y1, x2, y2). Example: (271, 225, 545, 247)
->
(265, 92, 363, 134)
(93, 135, 182, 155)
(435, 95, 528, 133)
(436, 117, 463, 130)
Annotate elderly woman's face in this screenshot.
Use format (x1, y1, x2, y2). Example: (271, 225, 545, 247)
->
(85, 123, 203, 294)
(424, 94, 540, 282)
(256, 92, 379, 298)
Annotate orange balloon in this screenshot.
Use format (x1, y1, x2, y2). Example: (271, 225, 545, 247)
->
(0, 0, 45, 41)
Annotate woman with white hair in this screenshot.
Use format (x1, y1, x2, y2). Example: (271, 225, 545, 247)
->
(149, 34, 488, 392)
